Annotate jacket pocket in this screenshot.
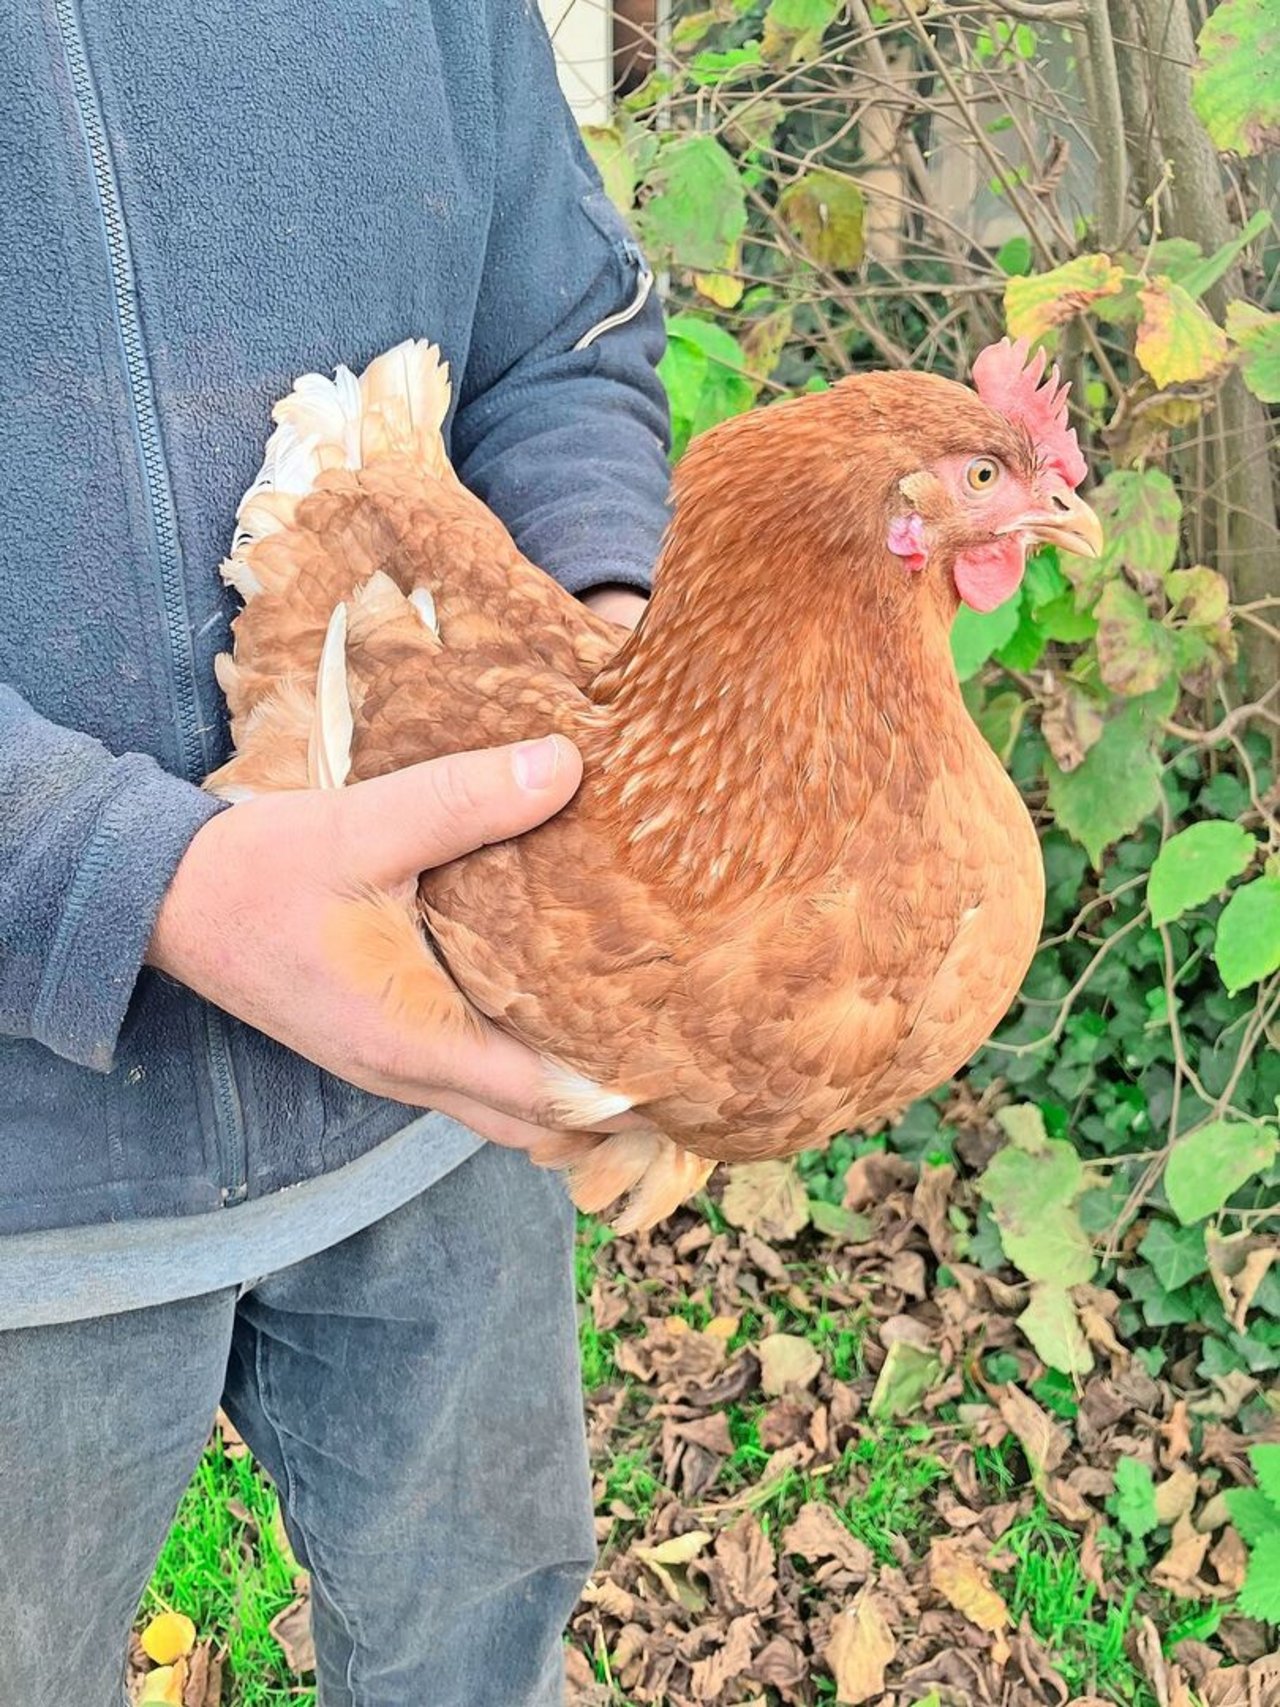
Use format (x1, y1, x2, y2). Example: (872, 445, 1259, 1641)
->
(574, 188, 655, 352)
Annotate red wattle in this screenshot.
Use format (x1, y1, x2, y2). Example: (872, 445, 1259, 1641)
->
(953, 540, 1025, 613)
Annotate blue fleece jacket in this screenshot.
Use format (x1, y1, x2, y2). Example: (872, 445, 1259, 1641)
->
(0, 0, 669, 1239)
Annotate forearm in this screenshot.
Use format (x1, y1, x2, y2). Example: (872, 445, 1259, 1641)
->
(0, 686, 226, 1070)
(450, 0, 672, 597)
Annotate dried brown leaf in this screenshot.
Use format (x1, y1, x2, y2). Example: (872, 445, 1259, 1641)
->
(1206, 1231, 1275, 1334)
(712, 1515, 778, 1614)
(268, 1595, 315, 1675)
(782, 1502, 874, 1577)
(631, 1528, 712, 1618)
(181, 1642, 222, 1707)
(721, 1160, 810, 1242)
(1152, 1515, 1212, 1599)
(824, 1590, 897, 1705)
(929, 1536, 1010, 1632)
(753, 1634, 808, 1692)
(997, 1385, 1068, 1488)
(1208, 1525, 1248, 1593)
(758, 1333, 822, 1396)
(1154, 1465, 1199, 1527)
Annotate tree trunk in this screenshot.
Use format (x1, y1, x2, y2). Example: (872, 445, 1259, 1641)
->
(1136, 0, 1279, 716)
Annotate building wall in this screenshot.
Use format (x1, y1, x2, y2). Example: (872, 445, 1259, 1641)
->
(537, 0, 612, 122)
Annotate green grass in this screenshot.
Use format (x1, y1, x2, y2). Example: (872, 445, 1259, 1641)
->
(142, 1219, 1224, 1707)
(145, 1442, 312, 1707)
(997, 1507, 1161, 1706)
(835, 1426, 949, 1565)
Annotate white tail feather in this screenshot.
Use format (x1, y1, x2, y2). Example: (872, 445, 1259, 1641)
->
(224, 338, 453, 596)
(541, 1061, 636, 1129)
(309, 603, 353, 789)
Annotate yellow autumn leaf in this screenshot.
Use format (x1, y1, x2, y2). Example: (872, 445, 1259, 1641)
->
(1136, 278, 1230, 387)
(140, 1611, 197, 1665)
(929, 1536, 1010, 1632)
(694, 270, 745, 308)
(1005, 254, 1126, 342)
(825, 1590, 897, 1704)
(138, 1660, 187, 1704)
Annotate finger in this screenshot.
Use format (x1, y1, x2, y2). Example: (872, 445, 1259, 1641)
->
(432, 1022, 648, 1135)
(427, 1088, 581, 1156)
(337, 735, 582, 886)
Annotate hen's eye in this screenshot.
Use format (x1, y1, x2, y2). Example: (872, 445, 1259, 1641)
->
(966, 457, 1000, 491)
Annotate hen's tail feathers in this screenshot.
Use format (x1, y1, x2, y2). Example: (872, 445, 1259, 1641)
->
(560, 1132, 716, 1234)
(322, 889, 484, 1040)
(207, 338, 450, 800)
(222, 338, 454, 602)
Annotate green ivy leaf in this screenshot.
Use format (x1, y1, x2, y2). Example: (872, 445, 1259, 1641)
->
(971, 688, 1028, 763)
(641, 136, 747, 275)
(1137, 1219, 1209, 1289)
(1226, 300, 1280, 402)
(1192, 0, 1280, 156)
(1045, 690, 1172, 867)
(1238, 1531, 1280, 1622)
(996, 235, 1034, 276)
(1216, 873, 1280, 991)
(995, 605, 1048, 672)
(1036, 590, 1098, 643)
(996, 1103, 1050, 1151)
(658, 315, 757, 459)
(761, 0, 840, 62)
(1095, 580, 1177, 695)
(1135, 278, 1231, 387)
(1225, 1485, 1280, 1545)
(1249, 1443, 1280, 1509)
(778, 168, 865, 270)
(951, 594, 1023, 680)
(1113, 1457, 1159, 1540)
(1164, 1120, 1279, 1224)
(1148, 822, 1257, 924)
(1018, 1283, 1094, 1375)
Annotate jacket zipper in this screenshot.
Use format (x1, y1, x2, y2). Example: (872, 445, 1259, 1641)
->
(575, 259, 655, 352)
(53, 0, 248, 1203)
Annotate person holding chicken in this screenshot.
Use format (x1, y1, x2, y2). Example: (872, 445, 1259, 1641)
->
(0, 3, 665, 1703)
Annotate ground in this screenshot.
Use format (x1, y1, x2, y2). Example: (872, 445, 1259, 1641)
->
(131, 1143, 1277, 1707)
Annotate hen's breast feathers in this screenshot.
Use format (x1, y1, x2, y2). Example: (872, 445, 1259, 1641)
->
(208, 338, 1044, 1231)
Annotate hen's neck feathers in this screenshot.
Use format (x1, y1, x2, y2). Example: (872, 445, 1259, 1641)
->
(586, 393, 978, 908)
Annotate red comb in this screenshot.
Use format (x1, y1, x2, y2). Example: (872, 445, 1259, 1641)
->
(971, 336, 1087, 488)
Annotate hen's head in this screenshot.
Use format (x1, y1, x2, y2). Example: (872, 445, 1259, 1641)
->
(871, 338, 1103, 613)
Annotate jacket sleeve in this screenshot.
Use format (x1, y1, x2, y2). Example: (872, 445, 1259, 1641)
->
(0, 686, 226, 1072)
(450, 0, 671, 596)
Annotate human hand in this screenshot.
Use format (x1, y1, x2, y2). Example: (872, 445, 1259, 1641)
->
(147, 736, 593, 1153)
(582, 585, 648, 631)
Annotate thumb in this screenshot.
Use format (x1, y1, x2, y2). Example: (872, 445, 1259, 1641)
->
(336, 735, 583, 887)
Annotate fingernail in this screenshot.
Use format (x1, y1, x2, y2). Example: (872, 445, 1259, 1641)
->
(513, 736, 562, 791)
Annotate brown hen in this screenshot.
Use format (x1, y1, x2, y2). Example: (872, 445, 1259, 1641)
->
(208, 338, 1102, 1229)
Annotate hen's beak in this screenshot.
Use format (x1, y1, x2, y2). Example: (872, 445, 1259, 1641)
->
(1009, 487, 1105, 559)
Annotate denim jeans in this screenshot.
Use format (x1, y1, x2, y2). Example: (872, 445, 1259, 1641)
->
(0, 1145, 595, 1706)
